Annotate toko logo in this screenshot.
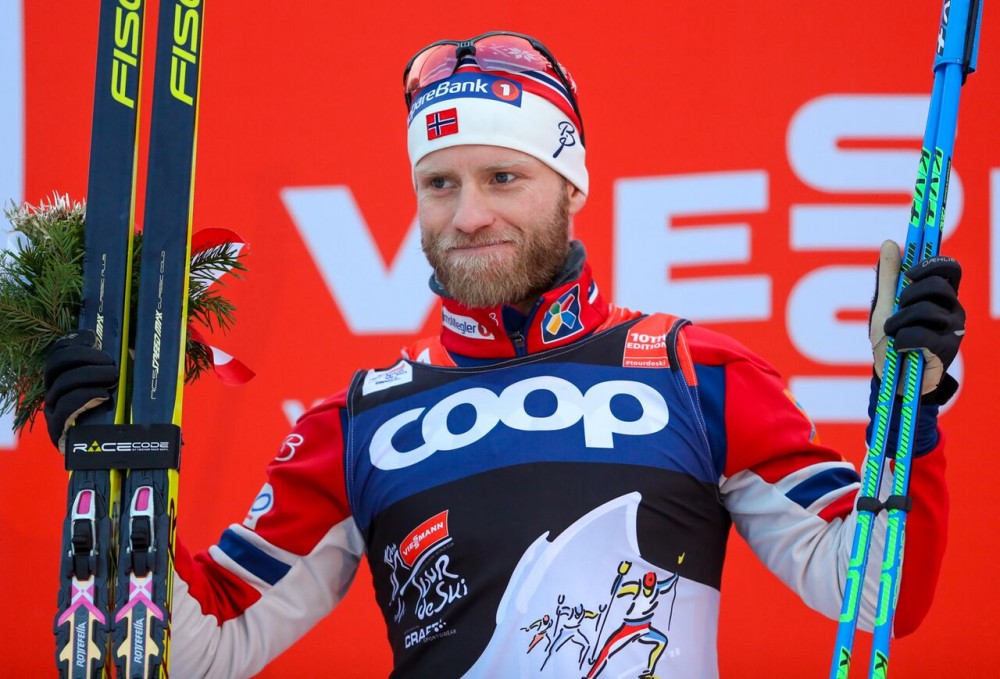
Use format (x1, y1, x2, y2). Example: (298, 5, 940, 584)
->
(369, 376, 668, 470)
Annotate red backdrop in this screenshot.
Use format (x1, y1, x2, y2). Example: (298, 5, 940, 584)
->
(1, 1, 998, 676)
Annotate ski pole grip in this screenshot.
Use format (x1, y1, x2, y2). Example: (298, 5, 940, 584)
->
(65, 424, 182, 471)
(962, 0, 983, 78)
(934, 0, 982, 78)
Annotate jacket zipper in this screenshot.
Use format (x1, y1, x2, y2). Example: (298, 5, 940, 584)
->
(509, 330, 527, 356)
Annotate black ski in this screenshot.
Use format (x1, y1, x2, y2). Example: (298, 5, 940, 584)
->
(58, 1, 206, 677)
(55, 1, 146, 676)
(109, 0, 205, 674)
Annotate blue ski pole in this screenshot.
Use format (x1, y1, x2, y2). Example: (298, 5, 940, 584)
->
(830, 2, 982, 678)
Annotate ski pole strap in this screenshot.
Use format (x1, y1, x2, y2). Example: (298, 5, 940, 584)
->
(864, 377, 941, 457)
(855, 496, 884, 514)
(883, 494, 913, 512)
(65, 424, 182, 470)
(855, 494, 913, 515)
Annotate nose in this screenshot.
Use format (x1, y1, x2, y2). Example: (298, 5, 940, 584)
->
(451, 184, 495, 234)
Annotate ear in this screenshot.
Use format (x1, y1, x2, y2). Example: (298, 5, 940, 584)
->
(566, 181, 587, 217)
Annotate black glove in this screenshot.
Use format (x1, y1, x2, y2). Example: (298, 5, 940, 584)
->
(43, 330, 120, 453)
(870, 240, 965, 404)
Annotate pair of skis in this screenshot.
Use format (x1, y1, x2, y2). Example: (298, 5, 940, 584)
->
(831, 1, 981, 678)
(54, 1, 205, 677)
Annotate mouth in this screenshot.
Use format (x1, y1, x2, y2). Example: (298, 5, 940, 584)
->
(447, 240, 514, 255)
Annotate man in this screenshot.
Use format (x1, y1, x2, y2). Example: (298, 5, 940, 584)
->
(45, 32, 964, 678)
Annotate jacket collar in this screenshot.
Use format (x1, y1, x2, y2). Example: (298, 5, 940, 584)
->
(432, 241, 611, 359)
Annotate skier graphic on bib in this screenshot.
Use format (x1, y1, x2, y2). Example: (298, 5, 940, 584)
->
(540, 595, 601, 670)
(522, 613, 554, 654)
(587, 561, 679, 679)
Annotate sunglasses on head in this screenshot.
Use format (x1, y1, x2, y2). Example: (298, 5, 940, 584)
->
(403, 31, 585, 145)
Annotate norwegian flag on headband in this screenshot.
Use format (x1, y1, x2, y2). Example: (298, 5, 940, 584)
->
(426, 107, 458, 140)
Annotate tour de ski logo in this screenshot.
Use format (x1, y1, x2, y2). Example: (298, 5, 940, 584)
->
(541, 284, 584, 344)
(383, 510, 468, 648)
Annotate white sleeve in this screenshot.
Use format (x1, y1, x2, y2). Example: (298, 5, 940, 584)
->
(170, 516, 365, 678)
(721, 460, 889, 631)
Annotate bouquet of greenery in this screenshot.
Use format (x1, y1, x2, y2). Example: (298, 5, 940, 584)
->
(0, 194, 248, 433)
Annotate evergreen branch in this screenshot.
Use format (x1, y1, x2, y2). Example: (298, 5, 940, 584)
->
(0, 194, 248, 434)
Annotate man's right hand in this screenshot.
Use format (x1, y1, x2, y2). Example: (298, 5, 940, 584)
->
(43, 330, 120, 453)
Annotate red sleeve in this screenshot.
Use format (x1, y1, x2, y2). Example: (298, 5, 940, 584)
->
(175, 388, 354, 622)
(895, 436, 948, 636)
(684, 324, 948, 635)
(684, 324, 847, 481)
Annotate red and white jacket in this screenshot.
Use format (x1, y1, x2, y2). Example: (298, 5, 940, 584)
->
(171, 252, 947, 678)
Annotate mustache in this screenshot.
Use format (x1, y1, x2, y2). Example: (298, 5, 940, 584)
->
(430, 229, 524, 252)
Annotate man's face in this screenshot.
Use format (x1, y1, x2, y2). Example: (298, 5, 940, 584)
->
(416, 145, 586, 310)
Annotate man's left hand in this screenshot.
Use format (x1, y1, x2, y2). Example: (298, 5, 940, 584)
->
(870, 239, 965, 403)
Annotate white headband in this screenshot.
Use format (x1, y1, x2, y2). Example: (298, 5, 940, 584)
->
(406, 70, 588, 194)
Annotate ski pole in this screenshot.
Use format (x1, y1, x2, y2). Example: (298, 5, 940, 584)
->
(589, 560, 630, 664)
(867, 2, 981, 677)
(829, 2, 982, 678)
